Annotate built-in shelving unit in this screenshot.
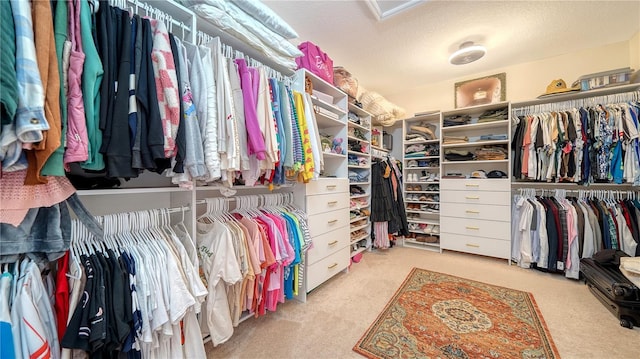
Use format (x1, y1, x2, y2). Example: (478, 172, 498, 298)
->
(402, 112, 442, 251)
(347, 104, 373, 258)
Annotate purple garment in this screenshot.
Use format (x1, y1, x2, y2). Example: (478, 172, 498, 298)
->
(234, 58, 266, 160)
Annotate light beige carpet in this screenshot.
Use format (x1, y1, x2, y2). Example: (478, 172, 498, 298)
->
(206, 247, 639, 358)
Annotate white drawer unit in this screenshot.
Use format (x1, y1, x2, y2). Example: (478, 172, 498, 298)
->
(440, 202, 510, 222)
(306, 249, 351, 292)
(294, 177, 351, 295)
(440, 179, 510, 192)
(440, 217, 510, 241)
(440, 190, 510, 206)
(439, 233, 510, 260)
(305, 178, 350, 195)
(439, 175, 511, 262)
(306, 192, 350, 216)
(307, 226, 350, 265)
(308, 208, 350, 238)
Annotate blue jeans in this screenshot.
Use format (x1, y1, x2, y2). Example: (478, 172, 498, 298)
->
(0, 194, 103, 263)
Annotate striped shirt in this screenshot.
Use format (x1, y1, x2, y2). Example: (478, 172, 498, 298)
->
(10, 0, 49, 143)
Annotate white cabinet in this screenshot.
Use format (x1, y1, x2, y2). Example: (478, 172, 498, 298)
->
(401, 112, 442, 251)
(294, 178, 350, 293)
(439, 101, 511, 261)
(291, 71, 351, 292)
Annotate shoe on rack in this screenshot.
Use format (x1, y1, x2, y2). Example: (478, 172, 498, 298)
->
(431, 225, 440, 235)
(424, 224, 434, 234)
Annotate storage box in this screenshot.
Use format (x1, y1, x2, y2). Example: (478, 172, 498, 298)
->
(577, 67, 633, 91)
(312, 90, 334, 105)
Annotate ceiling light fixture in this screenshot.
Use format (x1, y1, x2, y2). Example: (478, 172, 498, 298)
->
(449, 41, 486, 65)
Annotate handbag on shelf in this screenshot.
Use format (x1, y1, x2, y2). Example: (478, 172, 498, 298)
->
(295, 41, 334, 84)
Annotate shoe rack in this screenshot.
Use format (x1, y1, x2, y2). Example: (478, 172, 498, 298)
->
(348, 103, 373, 259)
(402, 111, 442, 251)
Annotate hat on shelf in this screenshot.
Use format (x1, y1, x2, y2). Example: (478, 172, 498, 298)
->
(538, 79, 580, 98)
(487, 170, 508, 178)
(470, 170, 487, 179)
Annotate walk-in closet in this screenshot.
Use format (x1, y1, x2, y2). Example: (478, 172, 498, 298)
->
(1, 1, 639, 358)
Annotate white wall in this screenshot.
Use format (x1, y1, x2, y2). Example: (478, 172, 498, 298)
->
(630, 31, 640, 71)
(388, 37, 636, 115)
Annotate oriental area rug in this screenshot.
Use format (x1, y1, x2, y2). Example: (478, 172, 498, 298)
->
(354, 268, 560, 359)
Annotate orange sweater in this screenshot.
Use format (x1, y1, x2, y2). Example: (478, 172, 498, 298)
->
(25, 0, 62, 185)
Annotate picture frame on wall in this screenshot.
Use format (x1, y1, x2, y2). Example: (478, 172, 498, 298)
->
(454, 73, 506, 108)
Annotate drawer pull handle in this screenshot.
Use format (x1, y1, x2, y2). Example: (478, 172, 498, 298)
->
(465, 196, 480, 200)
(327, 263, 338, 269)
(327, 201, 338, 205)
(466, 243, 480, 248)
(465, 184, 479, 187)
(328, 219, 338, 224)
(465, 210, 480, 214)
(328, 240, 338, 246)
(326, 185, 337, 190)
(465, 226, 479, 230)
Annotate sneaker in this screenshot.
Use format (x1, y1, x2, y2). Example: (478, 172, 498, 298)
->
(431, 225, 440, 235)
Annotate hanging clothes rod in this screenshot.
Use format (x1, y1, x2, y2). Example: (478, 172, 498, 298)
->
(196, 30, 290, 82)
(114, 0, 193, 35)
(513, 90, 640, 116)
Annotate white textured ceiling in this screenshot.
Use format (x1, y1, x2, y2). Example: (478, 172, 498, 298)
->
(264, 0, 640, 98)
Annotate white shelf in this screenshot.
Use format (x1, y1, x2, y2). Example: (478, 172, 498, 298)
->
(442, 101, 509, 116)
(349, 103, 373, 117)
(407, 219, 440, 225)
(408, 229, 441, 235)
(348, 150, 369, 156)
(348, 135, 370, 143)
(77, 187, 190, 196)
(348, 165, 370, 169)
(314, 111, 346, 128)
(350, 181, 371, 185)
(404, 181, 440, 184)
(404, 139, 439, 145)
(348, 121, 370, 132)
(311, 96, 347, 116)
(406, 209, 439, 214)
(441, 120, 508, 133)
(350, 246, 368, 257)
(405, 191, 440, 194)
(350, 233, 370, 245)
(442, 159, 509, 164)
(404, 155, 440, 160)
(405, 200, 439, 204)
(350, 223, 370, 232)
(406, 166, 440, 170)
(370, 145, 388, 151)
(406, 112, 440, 122)
(511, 83, 640, 107)
(350, 193, 369, 199)
(350, 215, 369, 223)
(323, 152, 347, 159)
(404, 238, 440, 248)
(442, 139, 509, 148)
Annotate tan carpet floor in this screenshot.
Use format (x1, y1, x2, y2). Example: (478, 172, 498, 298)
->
(206, 246, 639, 358)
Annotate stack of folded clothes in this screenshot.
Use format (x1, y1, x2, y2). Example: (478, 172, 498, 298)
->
(444, 149, 474, 161)
(443, 114, 471, 127)
(442, 135, 468, 144)
(405, 144, 439, 157)
(405, 133, 431, 142)
(349, 170, 369, 183)
(478, 108, 508, 123)
(407, 123, 437, 140)
(475, 146, 508, 160)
